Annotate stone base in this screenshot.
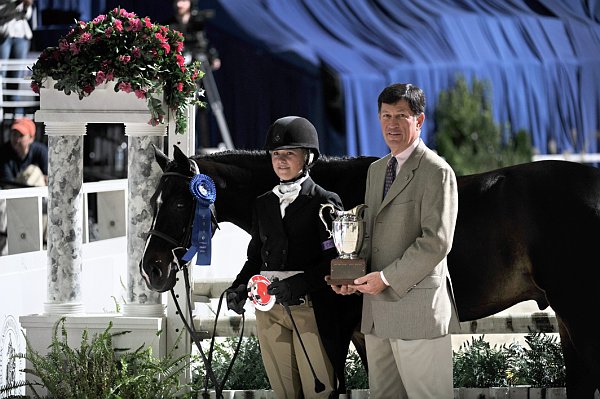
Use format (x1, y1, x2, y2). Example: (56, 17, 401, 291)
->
(326, 258, 366, 285)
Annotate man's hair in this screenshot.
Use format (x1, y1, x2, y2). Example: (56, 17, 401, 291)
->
(377, 83, 426, 115)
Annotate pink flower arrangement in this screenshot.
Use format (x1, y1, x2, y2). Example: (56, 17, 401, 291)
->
(30, 7, 205, 134)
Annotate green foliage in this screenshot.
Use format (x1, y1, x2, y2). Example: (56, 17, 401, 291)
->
(508, 333, 566, 387)
(453, 336, 513, 387)
(0, 318, 193, 399)
(192, 337, 370, 391)
(453, 333, 566, 388)
(192, 336, 270, 391)
(344, 345, 368, 389)
(435, 75, 533, 175)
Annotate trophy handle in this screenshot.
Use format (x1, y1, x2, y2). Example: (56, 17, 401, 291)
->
(319, 203, 336, 238)
(351, 204, 368, 219)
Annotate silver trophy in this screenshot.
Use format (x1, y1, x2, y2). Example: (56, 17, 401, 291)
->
(319, 204, 367, 285)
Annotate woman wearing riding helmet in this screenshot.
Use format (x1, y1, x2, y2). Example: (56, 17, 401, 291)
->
(225, 116, 348, 398)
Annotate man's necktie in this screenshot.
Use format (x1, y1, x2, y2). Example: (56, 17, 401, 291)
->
(383, 156, 397, 197)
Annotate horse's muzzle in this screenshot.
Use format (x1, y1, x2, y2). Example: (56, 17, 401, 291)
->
(140, 257, 178, 292)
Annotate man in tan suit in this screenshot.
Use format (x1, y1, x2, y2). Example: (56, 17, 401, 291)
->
(332, 83, 459, 398)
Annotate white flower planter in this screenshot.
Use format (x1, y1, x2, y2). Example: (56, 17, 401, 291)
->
(39, 79, 163, 113)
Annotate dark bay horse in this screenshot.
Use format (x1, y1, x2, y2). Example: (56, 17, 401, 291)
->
(142, 146, 600, 397)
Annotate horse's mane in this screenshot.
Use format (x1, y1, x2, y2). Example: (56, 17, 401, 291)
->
(192, 149, 377, 168)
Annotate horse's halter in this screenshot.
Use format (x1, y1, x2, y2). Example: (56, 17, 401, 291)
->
(145, 159, 219, 272)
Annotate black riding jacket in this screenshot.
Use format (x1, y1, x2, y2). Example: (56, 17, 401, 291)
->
(232, 176, 340, 291)
(230, 175, 363, 392)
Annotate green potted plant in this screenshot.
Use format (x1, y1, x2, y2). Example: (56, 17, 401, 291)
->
(29, 7, 204, 134)
(453, 333, 566, 398)
(0, 318, 193, 399)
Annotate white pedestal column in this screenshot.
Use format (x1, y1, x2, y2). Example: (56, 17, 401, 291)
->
(121, 123, 166, 317)
(43, 123, 86, 315)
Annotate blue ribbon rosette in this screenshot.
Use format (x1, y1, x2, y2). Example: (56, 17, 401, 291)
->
(182, 173, 217, 265)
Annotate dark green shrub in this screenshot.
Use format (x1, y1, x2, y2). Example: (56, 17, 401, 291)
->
(192, 336, 270, 391)
(453, 333, 566, 388)
(344, 345, 368, 389)
(510, 333, 566, 387)
(453, 336, 512, 387)
(192, 337, 370, 391)
(435, 75, 533, 176)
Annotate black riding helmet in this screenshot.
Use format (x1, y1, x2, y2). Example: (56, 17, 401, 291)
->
(264, 116, 320, 168)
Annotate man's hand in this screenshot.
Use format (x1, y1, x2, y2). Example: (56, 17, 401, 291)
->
(353, 272, 387, 295)
(225, 284, 247, 314)
(326, 275, 360, 295)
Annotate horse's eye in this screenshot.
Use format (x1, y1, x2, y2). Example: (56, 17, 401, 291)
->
(176, 202, 186, 209)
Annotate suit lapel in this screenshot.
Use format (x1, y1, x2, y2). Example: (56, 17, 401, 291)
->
(378, 141, 426, 213)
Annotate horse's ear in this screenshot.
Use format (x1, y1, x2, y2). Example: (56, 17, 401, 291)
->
(153, 144, 170, 172)
(173, 145, 189, 166)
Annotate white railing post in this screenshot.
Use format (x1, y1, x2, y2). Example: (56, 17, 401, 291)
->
(6, 196, 43, 253)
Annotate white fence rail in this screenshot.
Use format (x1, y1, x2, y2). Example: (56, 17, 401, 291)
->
(0, 179, 127, 255)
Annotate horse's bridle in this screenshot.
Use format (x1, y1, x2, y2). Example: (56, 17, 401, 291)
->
(146, 170, 197, 270)
(146, 159, 220, 271)
(143, 159, 241, 399)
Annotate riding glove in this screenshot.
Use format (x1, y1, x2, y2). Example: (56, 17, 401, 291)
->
(226, 284, 247, 314)
(267, 275, 308, 305)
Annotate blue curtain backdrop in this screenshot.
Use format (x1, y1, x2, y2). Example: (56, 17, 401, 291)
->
(200, 0, 600, 157)
(34, 0, 600, 158)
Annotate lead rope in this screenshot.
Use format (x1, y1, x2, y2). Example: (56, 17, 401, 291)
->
(170, 263, 245, 398)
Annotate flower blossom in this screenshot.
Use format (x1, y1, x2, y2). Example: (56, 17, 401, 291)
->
(118, 82, 132, 93)
(134, 89, 147, 99)
(127, 18, 143, 32)
(30, 81, 40, 93)
(119, 55, 131, 64)
(92, 15, 106, 24)
(58, 39, 69, 51)
(79, 32, 92, 43)
(95, 70, 106, 85)
(69, 43, 80, 54)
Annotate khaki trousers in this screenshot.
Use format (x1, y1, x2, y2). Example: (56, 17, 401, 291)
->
(365, 333, 453, 399)
(255, 302, 334, 399)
